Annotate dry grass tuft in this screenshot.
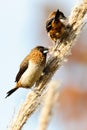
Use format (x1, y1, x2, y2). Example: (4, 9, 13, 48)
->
(38, 81, 58, 130)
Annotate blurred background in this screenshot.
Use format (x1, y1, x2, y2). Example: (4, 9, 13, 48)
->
(0, 0, 87, 129)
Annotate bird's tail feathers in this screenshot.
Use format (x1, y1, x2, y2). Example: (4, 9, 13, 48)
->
(5, 87, 18, 98)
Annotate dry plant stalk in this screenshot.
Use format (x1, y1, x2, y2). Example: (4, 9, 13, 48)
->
(7, 0, 87, 130)
(38, 81, 58, 130)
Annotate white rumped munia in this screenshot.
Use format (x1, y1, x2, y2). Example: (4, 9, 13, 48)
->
(6, 46, 48, 98)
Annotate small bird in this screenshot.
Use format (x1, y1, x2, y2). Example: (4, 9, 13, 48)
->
(6, 46, 48, 98)
(46, 9, 67, 43)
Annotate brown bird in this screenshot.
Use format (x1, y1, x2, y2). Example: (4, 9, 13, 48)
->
(46, 9, 67, 43)
(6, 46, 48, 98)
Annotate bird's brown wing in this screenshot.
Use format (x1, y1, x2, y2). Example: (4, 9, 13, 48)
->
(15, 55, 30, 82)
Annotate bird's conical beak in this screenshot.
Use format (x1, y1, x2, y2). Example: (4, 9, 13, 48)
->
(43, 48, 49, 54)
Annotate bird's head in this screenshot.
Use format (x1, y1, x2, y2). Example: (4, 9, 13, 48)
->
(46, 9, 67, 32)
(35, 46, 49, 55)
(55, 9, 66, 21)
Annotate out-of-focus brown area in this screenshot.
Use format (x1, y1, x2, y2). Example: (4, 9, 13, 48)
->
(69, 43, 87, 64)
(58, 86, 87, 120)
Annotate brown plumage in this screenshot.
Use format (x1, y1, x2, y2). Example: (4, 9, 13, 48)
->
(46, 9, 67, 42)
(6, 46, 48, 98)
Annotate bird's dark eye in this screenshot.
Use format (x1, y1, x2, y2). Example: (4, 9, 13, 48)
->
(36, 46, 44, 52)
